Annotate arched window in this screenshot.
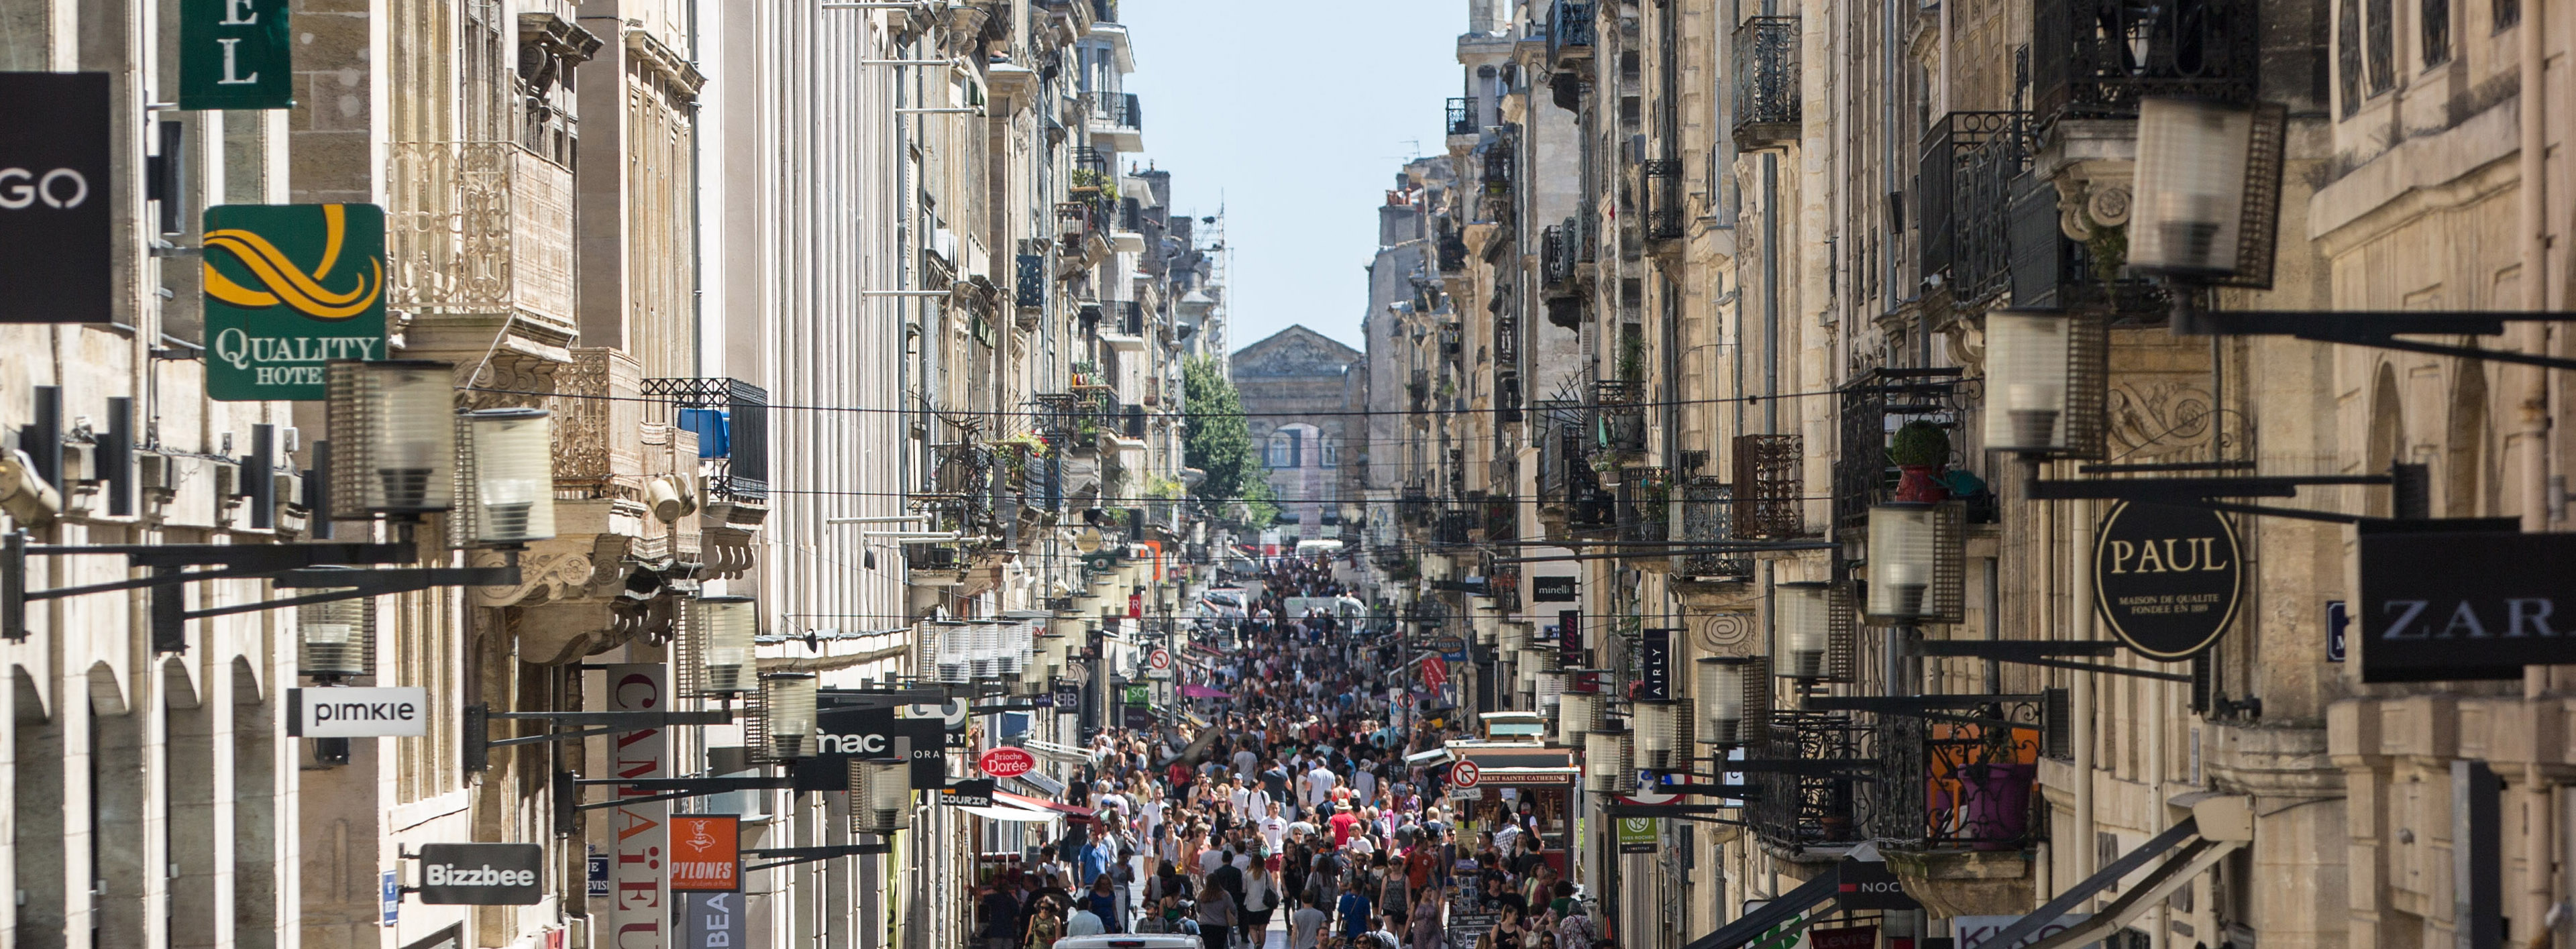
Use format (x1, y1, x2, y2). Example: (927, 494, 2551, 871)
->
(1267, 433, 1294, 469)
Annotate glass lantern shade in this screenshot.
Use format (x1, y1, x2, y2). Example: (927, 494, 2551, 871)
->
(1982, 310, 2073, 453)
(759, 672, 819, 759)
(1866, 503, 1939, 620)
(1556, 691, 1599, 746)
(692, 596, 761, 694)
(1535, 671, 1566, 708)
(327, 359, 457, 515)
(1633, 700, 1685, 770)
(1582, 729, 1634, 795)
(461, 408, 555, 545)
(2129, 97, 2255, 278)
(1775, 582, 1835, 679)
(848, 758, 912, 834)
(297, 588, 374, 678)
(1697, 658, 1750, 745)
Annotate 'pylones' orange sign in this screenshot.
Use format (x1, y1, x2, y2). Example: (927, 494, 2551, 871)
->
(668, 815, 741, 892)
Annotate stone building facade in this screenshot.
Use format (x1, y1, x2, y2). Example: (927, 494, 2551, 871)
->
(0, 1, 1213, 947)
(1232, 325, 1366, 547)
(1380, 1, 2575, 948)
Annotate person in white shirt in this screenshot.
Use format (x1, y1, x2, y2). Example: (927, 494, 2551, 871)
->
(1305, 765, 1336, 810)
(1234, 747, 1260, 777)
(1068, 907, 1107, 937)
(1491, 821, 1522, 859)
(1257, 803, 1290, 852)
(1352, 766, 1377, 807)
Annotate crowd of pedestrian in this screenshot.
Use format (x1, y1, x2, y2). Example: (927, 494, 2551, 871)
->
(974, 555, 1605, 949)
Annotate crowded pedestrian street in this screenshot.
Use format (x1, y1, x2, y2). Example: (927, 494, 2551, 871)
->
(975, 555, 1591, 949)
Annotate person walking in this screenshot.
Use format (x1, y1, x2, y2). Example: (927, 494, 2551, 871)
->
(1241, 854, 1279, 949)
(1196, 881, 1240, 949)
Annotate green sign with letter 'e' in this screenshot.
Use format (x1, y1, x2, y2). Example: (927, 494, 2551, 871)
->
(203, 205, 388, 400)
(181, 0, 292, 110)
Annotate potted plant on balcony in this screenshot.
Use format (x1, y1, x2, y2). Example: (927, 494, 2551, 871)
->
(1887, 420, 1951, 502)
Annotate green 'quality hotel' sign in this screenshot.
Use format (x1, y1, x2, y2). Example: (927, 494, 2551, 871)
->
(180, 0, 293, 111)
(203, 204, 388, 401)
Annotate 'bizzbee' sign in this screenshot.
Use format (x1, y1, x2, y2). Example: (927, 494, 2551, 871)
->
(414, 843, 544, 905)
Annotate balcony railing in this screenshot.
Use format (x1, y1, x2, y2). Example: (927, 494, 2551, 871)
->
(1438, 220, 1468, 273)
(645, 377, 771, 501)
(1617, 468, 1669, 546)
(1732, 17, 1801, 147)
(1871, 705, 2047, 850)
(1015, 253, 1046, 313)
(1747, 712, 1873, 850)
(1677, 477, 1753, 581)
(1436, 508, 1475, 546)
(1446, 97, 1477, 136)
(1917, 111, 2030, 309)
(1540, 223, 1578, 294)
(1831, 368, 1965, 535)
(1731, 433, 1804, 539)
(1089, 91, 1141, 130)
(1548, 0, 1596, 64)
(2033, 0, 2260, 125)
(1089, 0, 1116, 23)
(387, 141, 576, 330)
(1640, 159, 1686, 242)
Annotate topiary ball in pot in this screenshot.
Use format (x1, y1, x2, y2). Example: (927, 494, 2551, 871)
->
(1888, 421, 1952, 502)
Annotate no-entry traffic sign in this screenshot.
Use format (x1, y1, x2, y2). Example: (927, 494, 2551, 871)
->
(1450, 759, 1481, 788)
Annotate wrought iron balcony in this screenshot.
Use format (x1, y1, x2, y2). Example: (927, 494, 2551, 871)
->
(1831, 368, 1966, 536)
(1540, 223, 1579, 296)
(1088, 91, 1142, 131)
(1446, 97, 1477, 136)
(1677, 477, 1753, 581)
(1089, 0, 1116, 23)
(1438, 220, 1468, 273)
(1640, 159, 1686, 243)
(1616, 467, 1670, 547)
(1731, 433, 1805, 539)
(1746, 711, 1872, 850)
(1014, 253, 1046, 314)
(1548, 0, 1596, 65)
(1870, 708, 2045, 850)
(2033, 0, 2259, 125)
(1917, 111, 2030, 310)
(1436, 508, 1475, 546)
(644, 378, 771, 502)
(1731, 17, 1801, 147)
(1409, 370, 1431, 414)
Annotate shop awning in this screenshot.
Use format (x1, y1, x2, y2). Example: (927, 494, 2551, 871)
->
(1977, 796, 2253, 949)
(1447, 742, 1576, 770)
(1680, 867, 1840, 949)
(995, 790, 1095, 819)
(959, 802, 1064, 824)
(1477, 766, 1580, 784)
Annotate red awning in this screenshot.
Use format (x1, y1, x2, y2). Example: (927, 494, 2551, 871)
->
(995, 790, 1095, 818)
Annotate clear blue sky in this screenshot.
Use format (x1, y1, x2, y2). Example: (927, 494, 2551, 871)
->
(1120, 1, 1464, 355)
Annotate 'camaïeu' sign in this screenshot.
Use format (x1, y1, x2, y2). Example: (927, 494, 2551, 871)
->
(2092, 502, 2244, 660)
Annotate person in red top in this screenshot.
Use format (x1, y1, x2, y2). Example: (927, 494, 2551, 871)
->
(1328, 803, 1360, 846)
(1400, 834, 1440, 909)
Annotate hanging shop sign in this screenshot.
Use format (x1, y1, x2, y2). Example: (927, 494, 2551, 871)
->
(806, 705, 946, 790)
(180, 0, 292, 110)
(287, 686, 428, 738)
(2358, 529, 2576, 682)
(2091, 502, 2243, 659)
(979, 746, 1038, 778)
(1809, 926, 1878, 949)
(667, 815, 740, 893)
(940, 778, 997, 808)
(1534, 575, 1578, 602)
(203, 203, 389, 400)
(606, 663, 668, 946)
(1636, 627, 1672, 701)
(900, 699, 971, 749)
(0, 73, 113, 324)
(1833, 854, 1918, 910)
(682, 893, 747, 948)
(1616, 816, 1658, 854)
(415, 843, 545, 905)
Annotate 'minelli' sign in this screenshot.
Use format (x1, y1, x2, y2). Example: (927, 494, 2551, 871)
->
(2092, 502, 2243, 660)
(2359, 530, 2576, 682)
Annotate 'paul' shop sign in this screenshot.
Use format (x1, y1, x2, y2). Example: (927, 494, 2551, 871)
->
(2092, 502, 2244, 659)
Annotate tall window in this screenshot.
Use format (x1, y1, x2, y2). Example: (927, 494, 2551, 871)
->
(2422, 0, 2451, 66)
(2339, 0, 2363, 115)
(1320, 439, 1340, 468)
(2340, 0, 2398, 117)
(2496, 0, 2519, 30)
(2367, 0, 2396, 92)
(1267, 433, 1294, 469)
